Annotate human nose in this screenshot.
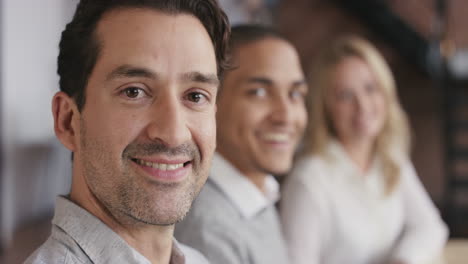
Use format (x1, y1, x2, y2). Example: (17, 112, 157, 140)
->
(270, 94, 293, 125)
(355, 93, 369, 114)
(145, 93, 191, 148)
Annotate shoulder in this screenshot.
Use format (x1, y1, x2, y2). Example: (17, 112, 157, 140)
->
(285, 154, 329, 188)
(185, 179, 240, 222)
(25, 235, 89, 264)
(281, 154, 335, 214)
(294, 154, 326, 171)
(175, 203, 247, 264)
(393, 156, 419, 190)
(175, 222, 246, 264)
(176, 179, 242, 241)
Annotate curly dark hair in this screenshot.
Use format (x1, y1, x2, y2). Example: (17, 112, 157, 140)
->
(58, 0, 230, 111)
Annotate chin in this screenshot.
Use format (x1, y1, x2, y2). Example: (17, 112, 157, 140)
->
(258, 155, 294, 175)
(133, 204, 191, 226)
(267, 164, 292, 176)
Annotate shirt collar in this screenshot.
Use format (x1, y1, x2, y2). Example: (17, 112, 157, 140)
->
(209, 152, 280, 219)
(53, 196, 186, 264)
(170, 240, 187, 264)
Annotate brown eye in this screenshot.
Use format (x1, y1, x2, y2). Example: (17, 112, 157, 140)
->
(290, 90, 305, 101)
(247, 87, 267, 97)
(124, 87, 142, 98)
(187, 92, 206, 103)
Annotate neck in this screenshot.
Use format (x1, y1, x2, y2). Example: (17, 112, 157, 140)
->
(245, 171, 268, 193)
(340, 139, 375, 173)
(116, 225, 174, 264)
(217, 150, 268, 193)
(70, 167, 174, 264)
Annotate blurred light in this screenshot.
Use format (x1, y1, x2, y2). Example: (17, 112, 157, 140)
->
(448, 50, 468, 80)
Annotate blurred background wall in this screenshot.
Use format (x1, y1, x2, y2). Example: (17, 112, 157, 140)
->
(0, 0, 77, 255)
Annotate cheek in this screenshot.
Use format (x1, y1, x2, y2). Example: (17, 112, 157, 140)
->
(330, 110, 354, 141)
(189, 112, 217, 154)
(378, 104, 388, 129)
(86, 110, 145, 153)
(295, 105, 308, 132)
(232, 101, 267, 133)
(375, 96, 387, 121)
(329, 102, 351, 126)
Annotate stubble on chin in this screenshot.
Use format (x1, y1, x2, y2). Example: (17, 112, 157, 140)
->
(79, 125, 208, 227)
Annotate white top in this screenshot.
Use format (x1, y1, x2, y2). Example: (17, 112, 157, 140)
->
(210, 152, 280, 219)
(280, 141, 448, 264)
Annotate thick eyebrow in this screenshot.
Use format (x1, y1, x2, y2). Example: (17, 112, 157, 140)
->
(246, 77, 274, 86)
(246, 77, 307, 88)
(106, 66, 219, 87)
(292, 79, 308, 88)
(181, 71, 219, 87)
(106, 65, 157, 81)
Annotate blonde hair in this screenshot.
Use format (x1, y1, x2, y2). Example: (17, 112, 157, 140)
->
(304, 35, 411, 194)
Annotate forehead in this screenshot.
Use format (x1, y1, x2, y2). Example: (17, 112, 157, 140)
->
(229, 38, 303, 81)
(333, 56, 373, 80)
(92, 8, 217, 78)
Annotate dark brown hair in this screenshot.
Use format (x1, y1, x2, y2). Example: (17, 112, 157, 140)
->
(229, 24, 285, 53)
(58, 0, 230, 111)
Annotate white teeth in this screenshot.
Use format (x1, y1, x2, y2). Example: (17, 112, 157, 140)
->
(167, 164, 178, 170)
(263, 133, 289, 142)
(135, 159, 184, 171)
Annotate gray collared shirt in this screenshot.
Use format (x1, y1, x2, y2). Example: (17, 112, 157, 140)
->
(25, 196, 209, 264)
(175, 153, 289, 264)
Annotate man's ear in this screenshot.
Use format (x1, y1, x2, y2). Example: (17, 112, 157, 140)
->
(52, 91, 80, 151)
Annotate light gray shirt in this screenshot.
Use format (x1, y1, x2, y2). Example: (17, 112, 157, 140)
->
(25, 196, 209, 264)
(175, 153, 289, 264)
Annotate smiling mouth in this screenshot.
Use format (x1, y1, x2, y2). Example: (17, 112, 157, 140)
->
(262, 132, 290, 142)
(131, 158, 191, 171)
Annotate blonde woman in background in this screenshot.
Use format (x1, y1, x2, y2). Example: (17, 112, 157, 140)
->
(280, 35, 448, 264)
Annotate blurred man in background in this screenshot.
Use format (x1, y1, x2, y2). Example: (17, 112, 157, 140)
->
(175, 24, 308, 264)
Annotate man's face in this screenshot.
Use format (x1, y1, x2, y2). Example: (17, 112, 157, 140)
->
(73, 9, 218, 225)
(216, 38, 307, 178)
